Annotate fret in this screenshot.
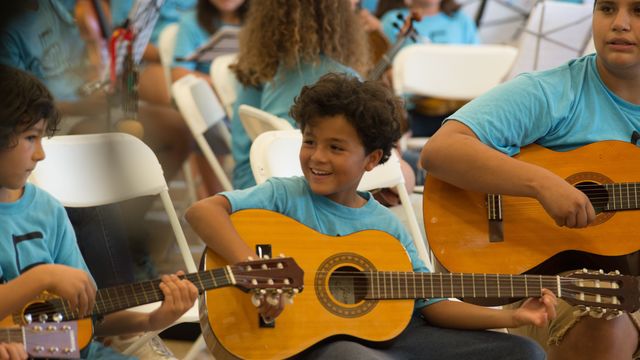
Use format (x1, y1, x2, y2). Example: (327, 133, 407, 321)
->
(619, 183, 623, 210)
(496, 274, 500, 298)
(483, 273, 487, 297)
(448, 273, 453, 297)
(635, 183, 638, 209)
(626, 183, 630, 210)
(430, 273, 434, 298)
(524, 275, 529, 297)
(539, 276, 543, 296)
(383, 271, 387, 299)
(510, 275, 514, 297)
(460, 273, 465, 298)
(375, 271, 379, 298)
(412, 272, 416, 298)
(130, 283, 140, 307)
(439, 273, 444, 298)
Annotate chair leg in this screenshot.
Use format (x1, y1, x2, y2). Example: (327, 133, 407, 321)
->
(183, 160, 199, 205)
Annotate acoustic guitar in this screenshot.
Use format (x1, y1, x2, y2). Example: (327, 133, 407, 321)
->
(200, 209, 639, 360)
(424, 140, 640, 274)
(1, 258, 302, 351)
(0, 322, 79, 359)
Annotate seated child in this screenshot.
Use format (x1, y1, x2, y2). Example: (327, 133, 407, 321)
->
(0, 64, 198, 359)
(186, 73, 557, 359)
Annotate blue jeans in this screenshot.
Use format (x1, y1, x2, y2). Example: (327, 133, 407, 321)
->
(298, 313, 545, 360)
(66, 205, 135, 288)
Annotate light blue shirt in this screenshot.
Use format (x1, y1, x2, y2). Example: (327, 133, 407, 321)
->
(0, 0, 88, 101)
(111, 0, 196, 45)
(0, 183, 91, 283)
(449, 54, 640, 155)
(222, 177, 441, 309)
(171, 10, 239, 75)
(381, 9, 479, 47)
(231, 58, 359, 189)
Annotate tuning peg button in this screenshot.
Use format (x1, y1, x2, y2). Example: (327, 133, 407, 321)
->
(251, 293, 261, 307)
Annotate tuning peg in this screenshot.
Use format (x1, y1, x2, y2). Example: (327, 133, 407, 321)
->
(283, 293, 294, 305)
(284, 279, 290, 285)
(266, 293, 280, 306)
(598, 269, 604, 274)
(279, 253, 285, 258)
(267, 279, 274, 285)
(251, 279, 258, 286)
(605, 309, 623, 320)
(38, 314, 48, 323)
(52, 313, 63, 322)
(24, 314, 33, 324)
(573, 305, 589, 317)
(251, 293, 261, 307)
(262, 254, 270, 260)
(262, 264, 269, 270)
(589, 307, 605, 319)
(277, 262, 284, 269)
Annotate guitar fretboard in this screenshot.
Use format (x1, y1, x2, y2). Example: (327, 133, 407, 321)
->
(365, 272, 560, 300)
(603, 182, 640, 211)
(56, 267, 233, 321)
(0, 328, 22, 344)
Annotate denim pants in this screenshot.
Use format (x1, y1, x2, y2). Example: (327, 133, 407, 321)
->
(298, 313, 546, 360)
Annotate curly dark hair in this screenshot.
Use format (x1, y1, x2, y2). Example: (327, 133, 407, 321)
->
(289, 73, 403, 165)
(0, 65, 60, 150)
(196, 0, 251, 35)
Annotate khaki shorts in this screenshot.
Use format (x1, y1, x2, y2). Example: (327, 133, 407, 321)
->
(505, 297, 640, 358)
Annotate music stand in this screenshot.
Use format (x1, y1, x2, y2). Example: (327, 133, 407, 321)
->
(175, 26, 240, 64)
(459, 0, 537, 45)
(507, 1, 593, 79)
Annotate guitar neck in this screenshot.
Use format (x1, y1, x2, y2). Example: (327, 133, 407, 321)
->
(0, 328, 23, 344)
(367, 38, 406, 81)
(61, 267, 235, 320)
(600, 182, 640, 211)
(365, 272, 560, 300)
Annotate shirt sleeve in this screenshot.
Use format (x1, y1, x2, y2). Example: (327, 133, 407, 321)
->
(446, 73, 556, 156)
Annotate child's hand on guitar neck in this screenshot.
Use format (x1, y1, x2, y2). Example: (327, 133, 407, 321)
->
(147, 272, 199, 331)
(0, 342, 27, 360)
(33, 264, 96, 317)
(512, 288, 558, 328)
(535, 171, 596, 228)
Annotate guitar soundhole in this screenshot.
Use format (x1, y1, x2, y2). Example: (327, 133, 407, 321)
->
(576, 181, 608, 214)
(328, 266, 368, 305)
(23, 301, 60, 324)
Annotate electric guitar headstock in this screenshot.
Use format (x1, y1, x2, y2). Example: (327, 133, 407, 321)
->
(0, 321, 80, 359)
(230, 257, 304, 305)
(561, 269, 640, 319)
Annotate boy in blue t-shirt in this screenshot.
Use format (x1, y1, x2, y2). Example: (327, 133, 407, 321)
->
(0, 65, 198, 359)
(421, 0, 640, 358)
(187, 73, 556, 359)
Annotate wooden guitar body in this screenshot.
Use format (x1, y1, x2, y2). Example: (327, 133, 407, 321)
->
(424, 141, 640, 274)
(200, 209, 414, 360)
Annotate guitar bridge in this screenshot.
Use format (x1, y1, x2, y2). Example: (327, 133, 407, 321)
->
(487, 194, 504, 242)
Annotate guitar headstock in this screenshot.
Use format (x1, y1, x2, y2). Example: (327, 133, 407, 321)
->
(23, 321, 80, 359)
(231, 257, 304, 299)
(562, 269, 640, 319)
(394, 11, 423, 44)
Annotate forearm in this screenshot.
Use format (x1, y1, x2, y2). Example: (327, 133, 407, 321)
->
(421, 121, 555, 198)
(0, 268, 52, 319)
(185, 196, 254, 264)
(421, 300, 517, 330)
(171, 67, 212, 85)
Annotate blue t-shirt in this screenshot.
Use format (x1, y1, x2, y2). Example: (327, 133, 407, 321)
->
(0, 0, 88, 101)
(171, 10, 240, 75)
(222, 176, 441, 309)
(449, 54, 640, 155)
(381, 9, 479, 47)
(0, 183, 91, 283)
(231, 58, 359, 189)
(111, 0, 196, 45)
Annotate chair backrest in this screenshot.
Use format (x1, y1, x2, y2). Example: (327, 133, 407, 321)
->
(392, 43, 518, 100)
(460, 0, 537, 45)
(210, 53, 240, 118)
(250, 130, 433, 270)
(507, 1, 593, 79)
(158, 23, 180, 97)
(238, 104, 295, 141)
(29, 133, 197, 273)
(172, 75, 233, 191)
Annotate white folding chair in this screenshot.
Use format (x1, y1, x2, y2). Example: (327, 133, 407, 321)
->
(157, 23, 180, 98)
(507, 0, 594, 79)
(392, 43, 517, 150)
(460, 0, 538, 45)
(29, 133, 202, 357)
(172, 74, 234, 191)
(210, 53, 240, 118)
(238, 104, 295, 141)
(250, 130, 433, 271)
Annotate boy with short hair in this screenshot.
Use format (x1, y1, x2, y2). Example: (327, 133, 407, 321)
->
(0, 64, 198, 359)
(186, 73, 556, 359)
